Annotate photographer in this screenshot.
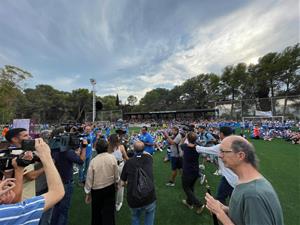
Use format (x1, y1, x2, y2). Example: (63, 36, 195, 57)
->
(50, 129, 87, 225)
(164, 127, 182, 187)
(51, 128, 88, 225)
(0, 138, 65, 225)
(5, 128, 44, 200)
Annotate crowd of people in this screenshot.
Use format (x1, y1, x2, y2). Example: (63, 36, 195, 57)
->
(0, 117, 294, 225)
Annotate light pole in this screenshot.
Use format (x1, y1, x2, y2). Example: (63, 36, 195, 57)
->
(90, 78, 96, 122)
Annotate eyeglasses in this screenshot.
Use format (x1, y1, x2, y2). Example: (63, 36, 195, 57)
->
(220, 148, 233, 154)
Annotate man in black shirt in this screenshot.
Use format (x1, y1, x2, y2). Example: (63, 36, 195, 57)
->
(121, 141, 156, 225)
(50, 135, 86, 225)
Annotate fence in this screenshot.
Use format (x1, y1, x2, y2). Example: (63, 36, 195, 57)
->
(85, 110, 123, 122)
(215, 95, 300, 120)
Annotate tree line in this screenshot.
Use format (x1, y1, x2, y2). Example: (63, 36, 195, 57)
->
(0, 43, 299, 123)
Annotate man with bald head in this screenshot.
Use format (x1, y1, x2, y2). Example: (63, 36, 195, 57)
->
(121, 141, 156, 225)
(206, 135, 284, 225)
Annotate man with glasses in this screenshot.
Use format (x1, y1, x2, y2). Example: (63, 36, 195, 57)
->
(205, 136, 284, 225)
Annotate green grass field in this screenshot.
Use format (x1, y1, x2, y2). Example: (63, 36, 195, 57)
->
(69, 139, 300, 225)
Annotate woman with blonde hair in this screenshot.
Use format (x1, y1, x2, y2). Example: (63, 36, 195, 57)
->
(108, 134, 129, 211)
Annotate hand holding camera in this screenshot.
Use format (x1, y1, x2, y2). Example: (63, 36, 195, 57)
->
(34, 138, 51, 163)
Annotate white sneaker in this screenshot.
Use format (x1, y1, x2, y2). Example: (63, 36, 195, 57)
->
(213, 170, 222, 176)
(116, 202, 123, 211)
(200, 174, 206, 185)
(199, 164, 205, 170)
(165, 182, 175, 187)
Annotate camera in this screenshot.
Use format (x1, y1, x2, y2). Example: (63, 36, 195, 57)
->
(0, 141, 40, 178)
(49, 132, 89, 152)
(181, 124, 195, 132)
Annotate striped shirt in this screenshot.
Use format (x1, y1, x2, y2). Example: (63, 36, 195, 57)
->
(0, 195, 45, 225)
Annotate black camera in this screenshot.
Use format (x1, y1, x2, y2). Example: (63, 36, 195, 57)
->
(49, 132, 89, 152)
(22, 139, 36, 151)
(181, 124, 195, 132)
(0, 142, 40, 177)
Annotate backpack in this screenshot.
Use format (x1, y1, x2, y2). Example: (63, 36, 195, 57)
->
(132, 157, 154, 201)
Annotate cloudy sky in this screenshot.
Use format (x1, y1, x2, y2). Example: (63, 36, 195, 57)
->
(0, 0, 299, 101)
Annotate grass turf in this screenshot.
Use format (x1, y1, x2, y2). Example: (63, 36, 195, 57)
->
(69, 139, 300, 225)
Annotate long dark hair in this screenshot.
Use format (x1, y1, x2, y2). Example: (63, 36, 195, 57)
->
(108, 134, 120, 153)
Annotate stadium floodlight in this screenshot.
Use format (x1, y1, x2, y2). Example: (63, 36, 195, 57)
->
(90, 78, 96, 122)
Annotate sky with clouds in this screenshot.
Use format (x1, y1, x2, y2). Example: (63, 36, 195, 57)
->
(0, 0, 299, 101)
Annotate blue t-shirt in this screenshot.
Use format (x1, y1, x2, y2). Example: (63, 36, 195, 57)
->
(84, 132, 96, 158)
(139, 132, 154, 155)
(0, 195, 45, 225)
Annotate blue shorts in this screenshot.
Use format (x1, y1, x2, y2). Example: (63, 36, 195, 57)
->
(171, 157, 182, 170)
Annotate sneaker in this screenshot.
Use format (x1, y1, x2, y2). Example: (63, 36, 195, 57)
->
(196, 204, 205, 214)
(213, 170, 222, 176)
(165, 181, 175, 187)
(116, 202, 123, 211)
(182, 199, 193, 209)
(200, 174, 206, 185)
(199, 164, 205, 170)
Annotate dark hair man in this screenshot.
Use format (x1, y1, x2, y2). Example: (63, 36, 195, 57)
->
(5, 128, 44, 200)
(197, 125, 216, 147)
(121, 141, 156, 225)
(50, 129, 87, 225)
(164, 127, 182, 187)
(0, 138, 65, 225)
(139, 126, 154, 155)
(206, 136, 284, 225)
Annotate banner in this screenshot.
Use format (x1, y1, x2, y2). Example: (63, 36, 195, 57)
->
(12, 119, 36, 138)
(255, 110, 273, 117)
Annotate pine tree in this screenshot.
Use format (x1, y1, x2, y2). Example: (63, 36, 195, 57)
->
(116, 94, 120, 106)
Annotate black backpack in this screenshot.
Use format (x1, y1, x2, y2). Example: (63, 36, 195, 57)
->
(132, 157, 154, 201)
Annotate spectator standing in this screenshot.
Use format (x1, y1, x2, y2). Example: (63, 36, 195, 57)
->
(121, 141, 156, 225)
(108, 134, 129, 211)
(206, 136, 284, 225)
(139, 126, 154, 155)
(164, 127, 182, 187)
(85, 139, 119, 225)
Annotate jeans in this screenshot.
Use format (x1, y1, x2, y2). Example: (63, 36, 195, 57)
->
(182, 174, 202, 207)
(216, 176, 234, 204)
(50, 182, 73, 225)
(79, 157, 91, 183)
(131, 201, 156, 225)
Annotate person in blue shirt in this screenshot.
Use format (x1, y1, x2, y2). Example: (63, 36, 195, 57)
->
(138, 126, 154, 155)
(105, 126, 111, 137)
(197, 126, 216, 147)
(78, 126, 96, 185)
